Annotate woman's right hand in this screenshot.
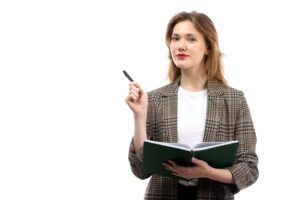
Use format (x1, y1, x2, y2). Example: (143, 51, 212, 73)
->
(125, 82, 148, 118)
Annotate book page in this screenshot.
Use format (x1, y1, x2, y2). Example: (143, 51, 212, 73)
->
(193, 141, 238, 151)
(193, 142, 222, 149)
(144, 140, 191, 150)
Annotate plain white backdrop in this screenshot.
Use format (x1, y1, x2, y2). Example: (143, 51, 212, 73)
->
(1, 0, 300, 199)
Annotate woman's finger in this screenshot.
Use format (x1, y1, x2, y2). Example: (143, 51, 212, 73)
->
(125, 95, 134, 104)
(129, 85, 140, 93)
(163, 162, 176, 172)
(130, 82, 145, 95)
(129, 90, 139, 99)
(126, 92, 138, 103)
(168, 160, 178, 167)
(128, 93, 138, 102)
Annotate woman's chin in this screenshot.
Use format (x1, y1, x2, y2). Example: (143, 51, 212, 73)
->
(175, 64, 192, 70)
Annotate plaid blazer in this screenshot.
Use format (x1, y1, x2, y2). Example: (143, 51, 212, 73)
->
(128, 77, 259, 200)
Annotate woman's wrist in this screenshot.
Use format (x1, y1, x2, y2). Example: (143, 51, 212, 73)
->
(133, 113, 147, 154)
(205, 167, 234, 184)
(203, 164, 214, 179)
(134, 112, 147, 122)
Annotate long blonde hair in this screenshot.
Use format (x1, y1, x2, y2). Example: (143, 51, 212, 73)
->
(166, 11, 228, 85)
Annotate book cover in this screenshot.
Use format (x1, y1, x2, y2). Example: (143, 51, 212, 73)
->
(142, 140, 239, 180)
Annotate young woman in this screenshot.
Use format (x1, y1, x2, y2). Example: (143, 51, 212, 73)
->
(126, 11, 258, 200)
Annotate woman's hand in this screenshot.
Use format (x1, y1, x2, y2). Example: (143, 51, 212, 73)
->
(125, 81, 148, 118)
(125, 82, 148, 154)
(163, 157, 211, 180)
(163, 157, 234, 184)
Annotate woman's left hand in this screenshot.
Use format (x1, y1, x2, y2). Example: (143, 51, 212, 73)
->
(162, 157, 212, 180)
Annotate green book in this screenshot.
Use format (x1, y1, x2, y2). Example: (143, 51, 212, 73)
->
(142, 140, 239, 180)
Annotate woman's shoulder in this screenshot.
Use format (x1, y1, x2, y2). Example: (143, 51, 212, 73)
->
(223, 85, 244, 97)
(208, 79, 245, 100)
(147, 83, 174, 99)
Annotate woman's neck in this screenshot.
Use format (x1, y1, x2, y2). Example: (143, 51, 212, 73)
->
(180, 67, 207, 92)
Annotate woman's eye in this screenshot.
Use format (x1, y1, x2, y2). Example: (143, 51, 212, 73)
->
(188, 38, 196, 42)
(172, 37, 179, 41)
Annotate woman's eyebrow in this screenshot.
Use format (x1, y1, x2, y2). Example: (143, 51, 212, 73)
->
(172, 33, 200, 37)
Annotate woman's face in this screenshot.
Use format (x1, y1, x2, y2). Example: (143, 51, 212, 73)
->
(170, 20, 208, 72)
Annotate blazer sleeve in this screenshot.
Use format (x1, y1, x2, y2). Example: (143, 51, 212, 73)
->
(226, 91, 259, 194)
(128, 92, 156, 180)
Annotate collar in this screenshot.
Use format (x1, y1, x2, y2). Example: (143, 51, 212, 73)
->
(161, 76, 224, 97)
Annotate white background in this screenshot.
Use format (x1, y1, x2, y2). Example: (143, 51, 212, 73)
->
(1, 0, 300, 199)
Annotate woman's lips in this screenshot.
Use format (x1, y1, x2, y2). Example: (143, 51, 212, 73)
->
(177, 54, 188, 59)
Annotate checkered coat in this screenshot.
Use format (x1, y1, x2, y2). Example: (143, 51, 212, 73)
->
(128, 77, 259, 200)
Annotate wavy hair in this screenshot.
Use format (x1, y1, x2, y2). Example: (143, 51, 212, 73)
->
(166, 11, 228, 85)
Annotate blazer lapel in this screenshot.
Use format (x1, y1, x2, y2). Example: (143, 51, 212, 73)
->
(161, 78, 180, 143)
(203, 80, 225, 142)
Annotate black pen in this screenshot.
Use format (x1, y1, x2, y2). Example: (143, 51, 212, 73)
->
(123, 70, 134, 82)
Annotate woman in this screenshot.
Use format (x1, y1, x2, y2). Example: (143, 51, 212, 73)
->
(126, 11, 258, 200)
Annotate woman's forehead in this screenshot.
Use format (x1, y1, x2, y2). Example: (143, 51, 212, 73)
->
(172, 21, 201, 36)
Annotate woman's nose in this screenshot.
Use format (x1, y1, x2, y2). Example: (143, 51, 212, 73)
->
(178, 40, 187, 52)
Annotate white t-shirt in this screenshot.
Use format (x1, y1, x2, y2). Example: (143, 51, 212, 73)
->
(177, 86, 208, 186)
